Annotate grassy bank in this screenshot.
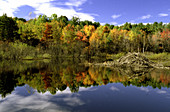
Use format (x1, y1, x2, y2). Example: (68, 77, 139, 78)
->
(0, 42, 49, 60)
(144, 52, 170, 67)
(0, 41, 87, 60)
(144, 52, 170, 60)
(105, 52, 170, 60)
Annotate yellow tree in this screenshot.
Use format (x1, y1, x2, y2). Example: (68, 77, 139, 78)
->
(62, 24, 75, 43)
(128, 30, 137, 52)
(84, 25, 95, 37)
(50, 20, 62, 42)
(89, 26, 110, 54)
(107, 29, 128, 53)
(128, 30, 145, 52)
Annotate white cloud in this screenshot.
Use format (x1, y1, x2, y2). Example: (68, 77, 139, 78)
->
(142, 23, 152, 25)
(0, 0, 54, 17)
(140, 14, 151, 19)
(76, 8, 83, 11)
(0, 0, 96, 22)
(158, 13, 168, 17)
(35, 5, 96, 21)
(53, 0, 87, 7)
(111, 14, 121, 19)
(65, 0, 87, 7)
(117, 22, 154, 26)
(129, 20, 135, 23)
(118, 23, 126, 26)
(100, 23, 106, 25)
(110, 22, 118, 25)
(100, 22, 118, 26)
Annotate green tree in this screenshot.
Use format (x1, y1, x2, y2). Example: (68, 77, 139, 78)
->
(57, 15, 68, 27)
(36, 15, 49, 25)
(68, 16, 80, 26)
(93, 22, 100, 29)
(123, 22, 132, 31)
(50, 14, 58, 21)
(0, 14, 19, 41)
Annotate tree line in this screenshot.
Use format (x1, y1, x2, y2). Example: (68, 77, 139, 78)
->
(0, 13, 170, 59)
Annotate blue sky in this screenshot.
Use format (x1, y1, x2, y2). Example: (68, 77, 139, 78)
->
(0, 0, 169, 25)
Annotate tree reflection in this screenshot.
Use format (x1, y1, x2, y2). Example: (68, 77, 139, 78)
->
(0, 71, 20, 98)
(0, 60, 170, 98)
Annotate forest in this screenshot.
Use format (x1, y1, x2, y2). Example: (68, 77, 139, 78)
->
(0, 13, 170, 60)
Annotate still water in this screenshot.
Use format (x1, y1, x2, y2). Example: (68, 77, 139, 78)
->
(0, 59, 170, 112)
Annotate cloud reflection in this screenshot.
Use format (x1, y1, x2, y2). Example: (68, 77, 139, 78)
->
(0, 86, 98, 112)
(0, 91, 85, 112)
(110, 86, 119, 91)
(139, 87, 149, 92)
(0, 93, 70, 112)
(157, 90, 167, 94)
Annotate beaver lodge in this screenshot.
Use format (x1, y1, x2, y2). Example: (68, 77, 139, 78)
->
(92, 52, 168, 69)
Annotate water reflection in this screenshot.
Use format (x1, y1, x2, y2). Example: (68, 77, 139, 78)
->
(0, 60, 170, 98)
(1, 84, 170, 112)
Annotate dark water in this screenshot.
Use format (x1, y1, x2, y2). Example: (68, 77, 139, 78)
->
(0, 59, 170, 112)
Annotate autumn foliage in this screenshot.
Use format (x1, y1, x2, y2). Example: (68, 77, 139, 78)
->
(1, 14, 169, 58)
(40, 23, 53, 41)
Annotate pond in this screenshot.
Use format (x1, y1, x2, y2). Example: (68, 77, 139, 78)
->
(0, 59, 170, 112)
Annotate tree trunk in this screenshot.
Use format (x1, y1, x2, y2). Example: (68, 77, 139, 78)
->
(143, 35, 146, 53)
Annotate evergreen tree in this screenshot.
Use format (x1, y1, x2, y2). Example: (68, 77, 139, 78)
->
(0, 14, 19, 41)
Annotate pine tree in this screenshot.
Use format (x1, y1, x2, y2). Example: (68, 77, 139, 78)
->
(0, 14, 19, 42)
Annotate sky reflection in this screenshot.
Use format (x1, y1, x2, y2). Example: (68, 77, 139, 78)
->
(1, 83, 170, 112)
